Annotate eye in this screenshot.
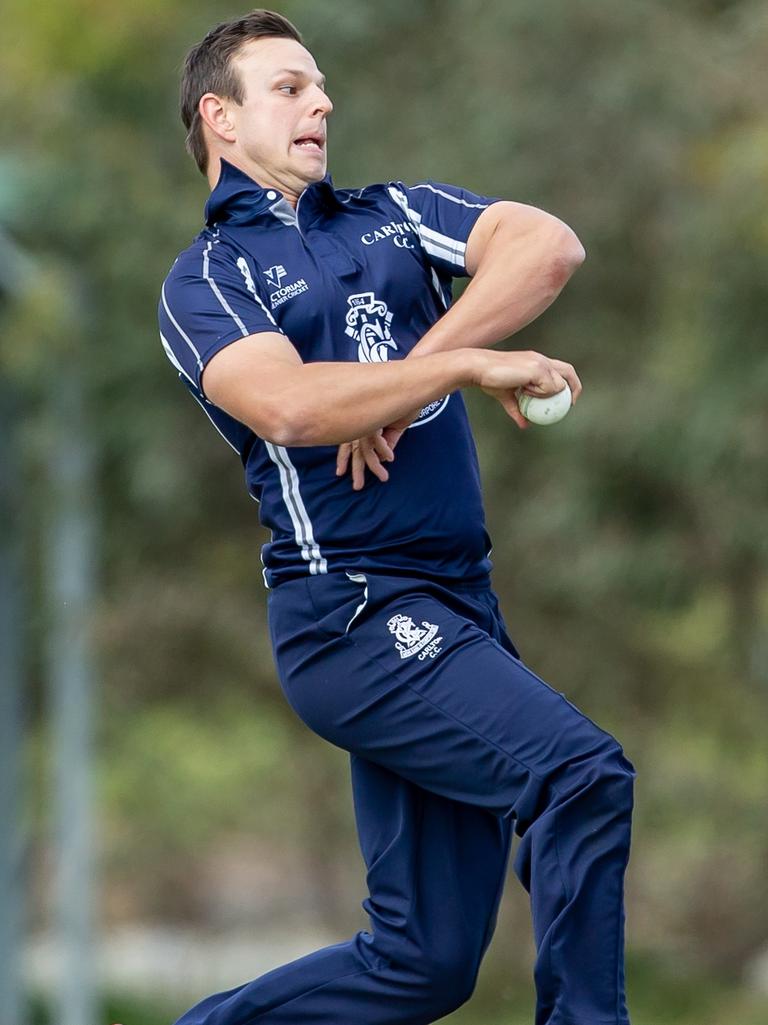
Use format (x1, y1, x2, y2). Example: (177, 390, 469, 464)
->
(278, 84, 297, 95)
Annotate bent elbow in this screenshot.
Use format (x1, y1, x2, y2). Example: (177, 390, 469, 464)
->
(265, 423, 298, 447)
(261, 404, 317, 448)
(263, 416, 304, 448)
(548, 226, 586, 289)
(564, 230, 587, 270)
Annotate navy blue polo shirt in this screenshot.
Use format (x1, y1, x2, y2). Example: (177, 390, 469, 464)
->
(158, 159, 501, 588)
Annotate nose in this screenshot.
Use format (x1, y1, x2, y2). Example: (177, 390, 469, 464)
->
(311, 84, 333, 117)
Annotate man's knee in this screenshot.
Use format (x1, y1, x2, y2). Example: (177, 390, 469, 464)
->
(540, 737, 636, 826)
(598, 745, 636, 806)
(569, 743, 636, 818)
(415, 950, 479, 1019)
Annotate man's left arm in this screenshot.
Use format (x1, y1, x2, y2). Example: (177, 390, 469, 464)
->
(410, 200, 585, 357)
(338, 191, 585, 488)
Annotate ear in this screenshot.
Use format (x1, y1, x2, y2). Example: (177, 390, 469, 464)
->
(198, 93, 237, 144)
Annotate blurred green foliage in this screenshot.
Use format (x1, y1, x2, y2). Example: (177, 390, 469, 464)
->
(2, 0, 767, 1022)
(24, 951, 768, 1025)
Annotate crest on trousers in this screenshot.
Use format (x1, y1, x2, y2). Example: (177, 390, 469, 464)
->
(387, 613, 443, 661)
(345, 291, 399, 363)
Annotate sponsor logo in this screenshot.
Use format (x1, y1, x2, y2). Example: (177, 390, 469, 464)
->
(418, 399, 443, 417)
(269, 278, 309, 309)
(260, 264, 309, 309)
(387, 614, 443, 661)
(237, 259, 308, 310)
(345, 291, 399, 363)
(263, 264, 288, 289)
(411, 395, 450, 427)
(361, 220, 416, 249)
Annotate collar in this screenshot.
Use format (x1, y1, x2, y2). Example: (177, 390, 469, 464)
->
(204, 159, 342, 226)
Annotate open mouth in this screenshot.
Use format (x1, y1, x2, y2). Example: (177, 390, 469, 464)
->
(292, 133, 325, 154)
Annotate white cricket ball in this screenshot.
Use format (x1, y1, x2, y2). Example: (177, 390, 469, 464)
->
(517, 383, 572, 425)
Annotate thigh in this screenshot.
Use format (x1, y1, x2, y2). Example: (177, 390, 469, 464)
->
(349, 753, 513, 968)
(269, 573, 623, 824)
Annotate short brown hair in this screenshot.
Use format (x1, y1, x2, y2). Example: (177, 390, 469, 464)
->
(180, 9, 303, 175)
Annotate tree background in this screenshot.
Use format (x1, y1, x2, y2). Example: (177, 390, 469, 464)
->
(1, 1, 766, 1023)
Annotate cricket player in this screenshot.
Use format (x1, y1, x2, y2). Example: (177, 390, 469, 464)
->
(157, 9, 636, 1025)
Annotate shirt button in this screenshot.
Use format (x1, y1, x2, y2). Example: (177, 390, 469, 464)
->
(266, 190, 278, 200)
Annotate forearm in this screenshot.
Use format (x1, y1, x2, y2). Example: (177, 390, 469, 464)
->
(411, 217, 585, 358)
(262, 349, 476, 446)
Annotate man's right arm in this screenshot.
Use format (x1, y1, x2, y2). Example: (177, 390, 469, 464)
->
(201, 331, 578, 447)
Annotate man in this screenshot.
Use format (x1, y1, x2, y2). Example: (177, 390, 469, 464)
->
(158, 10, 636, 1025)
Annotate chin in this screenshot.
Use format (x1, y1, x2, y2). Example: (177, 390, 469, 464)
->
(301, 165, 328, 184)
(291, 154, 327, 179)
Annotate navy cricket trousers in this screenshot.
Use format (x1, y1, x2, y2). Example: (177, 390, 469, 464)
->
(174, 572, 635, 1025)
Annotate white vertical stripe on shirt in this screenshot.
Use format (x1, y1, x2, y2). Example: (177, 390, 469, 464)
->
(250, 284, 282, 329)
(161, 283, 204, 375)
(265, 442, 327, 575)
(430, 268, 449, 310)
(160, 332, 196, 386)
(203, 241, 248, 336)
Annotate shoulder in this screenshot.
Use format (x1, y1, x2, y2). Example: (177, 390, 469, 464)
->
(160, 229, 247, 296)
(331, 180, 410, 209)
(331, 178, 495, 217)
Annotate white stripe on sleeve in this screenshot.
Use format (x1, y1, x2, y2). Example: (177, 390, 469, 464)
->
(161, 283, 204, 376)
(160, 332, 196, 386)
(387, 186, 468, 270)
(203, 241, 248, 336)
(409, 182, 490, 209)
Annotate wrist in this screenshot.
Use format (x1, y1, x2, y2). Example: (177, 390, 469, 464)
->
(450, 348, 483, 388)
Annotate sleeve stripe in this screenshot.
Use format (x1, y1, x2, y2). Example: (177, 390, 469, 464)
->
(387, 186, 467, 269)
(203, 241, 248, 336)
(187, 388, 241, 454)
(160, 283, 204, 371)
(419, 223, 466, 262)
(248, 281, 282, 330)
(160, 332, 196, 386)
(409, 182, 491, 209)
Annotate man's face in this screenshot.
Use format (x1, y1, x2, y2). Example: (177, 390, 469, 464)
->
(225, 37, 332, 199)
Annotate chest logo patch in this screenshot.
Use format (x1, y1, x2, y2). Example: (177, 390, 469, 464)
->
(264, 264, 287, 289)
(261, 263, 309, 309)
(345, 291, 399, 363)
(387, 614, 443, 661)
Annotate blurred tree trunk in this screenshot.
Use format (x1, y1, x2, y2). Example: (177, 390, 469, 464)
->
(47, 365, 99, 1025)
(0, 380, 26, 1025)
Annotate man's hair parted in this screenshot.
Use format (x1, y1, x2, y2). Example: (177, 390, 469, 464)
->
(180, 9, 303, 175)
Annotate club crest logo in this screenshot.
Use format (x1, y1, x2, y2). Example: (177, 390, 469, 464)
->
(263, 264, 288, 289)
(387, 613, 443, 661)
(345, 291, 399, 363)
